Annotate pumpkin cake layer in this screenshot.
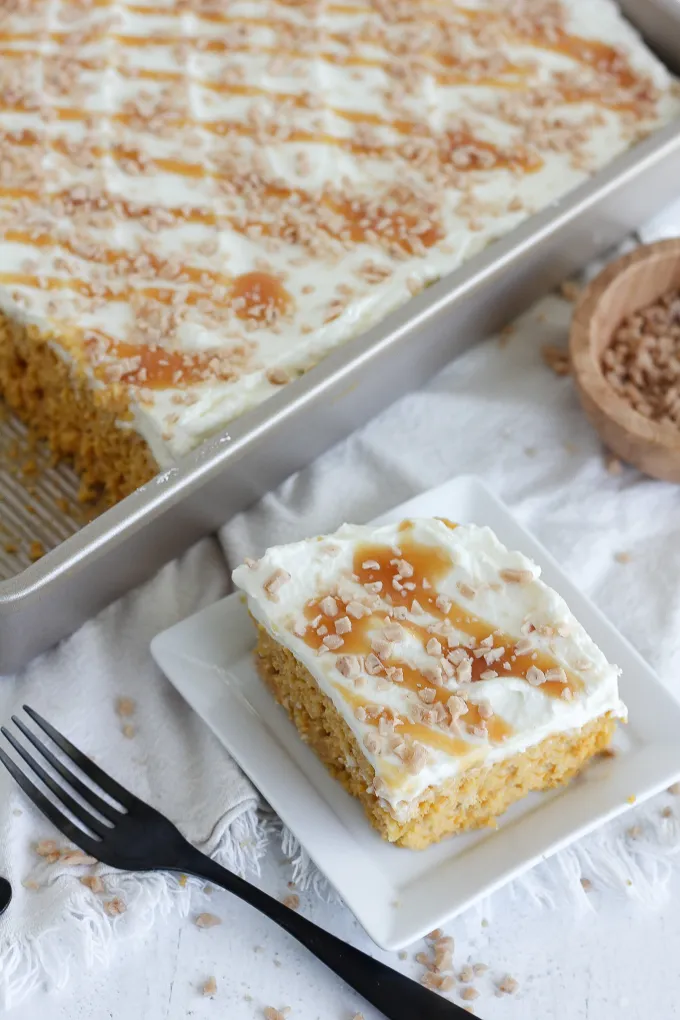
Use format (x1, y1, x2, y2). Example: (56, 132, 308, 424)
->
(0, 0, 678, 497)
(233, 518, 626, 849)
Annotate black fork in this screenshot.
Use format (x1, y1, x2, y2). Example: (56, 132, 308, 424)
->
(0, 706, 475, 1020)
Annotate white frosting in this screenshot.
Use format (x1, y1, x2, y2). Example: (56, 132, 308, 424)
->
(233, 518, 626, 820)
(0, 0, 678, 465)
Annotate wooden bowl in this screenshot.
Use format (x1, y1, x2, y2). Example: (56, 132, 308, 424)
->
(570, 238, 680, 483)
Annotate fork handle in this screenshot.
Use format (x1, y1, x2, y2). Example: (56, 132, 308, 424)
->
(176, 846, 472, 1020)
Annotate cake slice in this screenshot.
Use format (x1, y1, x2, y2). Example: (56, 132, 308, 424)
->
(232, 518, 626, 849)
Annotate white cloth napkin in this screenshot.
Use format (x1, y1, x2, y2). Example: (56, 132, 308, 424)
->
(0, 539, 260, 1009)
(3, 214, 680, 1010)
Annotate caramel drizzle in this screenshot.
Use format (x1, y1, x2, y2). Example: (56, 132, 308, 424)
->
(4, 228, 233, 290)
(0, 98, 541, 179)
(0, 267, 291, 315)
(0, 9, 651, 113)
(302, 525, 579, 755)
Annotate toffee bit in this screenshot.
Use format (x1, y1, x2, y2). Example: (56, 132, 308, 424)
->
(202, 976, 217, 997)
(320, 595, 338, 617)
(461, 987, 479, 1001)
(526, 665, 546, 686)
(116, 696, 135, 717)
(560, 280, 582, 302)
(500, 568, 533, 584)
(605, 452, 623, 476)
(60, 849, 98, 867)
(542, 344, 571, 376)
(263, 569, 291, 601)
(35, 839, 59, 858)
(195, 912, 222, 928)
(103, 897, 126, 916)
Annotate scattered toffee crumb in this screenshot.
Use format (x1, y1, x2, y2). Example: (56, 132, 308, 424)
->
(116, 697, 135, 717)
(605, 452, 623, 476)
(662, 807, 674, 819)
(560, 280, 582, 302)
(580, 877, 592, 891)
(122, 723, 135, 739)
(282, 894, 300, 910)
(60, 849, 98, 867)
(461, 987, 479, 1001)
(668, 782, 680, 795)
(195, 912, 221, 928)
(263, 1008, 291, 1020)
(542, 344, 571, 376)
(498, 975, 519, 995)
(202, 976, 217, 997)
(614, 551, 632, 564)
(81, 875, 105, 893)
(103, 897, 126, 916)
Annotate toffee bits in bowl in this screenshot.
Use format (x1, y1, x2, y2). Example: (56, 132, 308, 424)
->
(570, 239, 680, 483)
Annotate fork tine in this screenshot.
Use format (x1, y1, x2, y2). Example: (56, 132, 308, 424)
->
(2, 728, 110, 839)
(12, 716, 123, 824)
(0, 746, 100, 855)
(23, 706, 135, 810)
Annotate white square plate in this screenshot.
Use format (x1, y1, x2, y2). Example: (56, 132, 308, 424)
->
(151, 476, 680, 950)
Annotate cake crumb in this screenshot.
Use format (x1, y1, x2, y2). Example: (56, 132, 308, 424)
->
(195, 912, 221, 928)
(264, 1008, 291, 1020)
(461, 987, 479, 1001)
(202, 976, 217, 997)
(580, 877, 592, 891)
(459, 965, 474, 983)
(662, 807, 673, 819)
(28, 540, 45, 561)
(668, 782, 680, 795)
(472, 963, 488, 975)
(282, 894, 300, 910)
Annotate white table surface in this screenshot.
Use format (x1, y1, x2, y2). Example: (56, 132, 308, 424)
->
(5, 830, 678, 1020)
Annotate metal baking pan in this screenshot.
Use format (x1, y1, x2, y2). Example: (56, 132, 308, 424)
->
(1, 2, 680, 673)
